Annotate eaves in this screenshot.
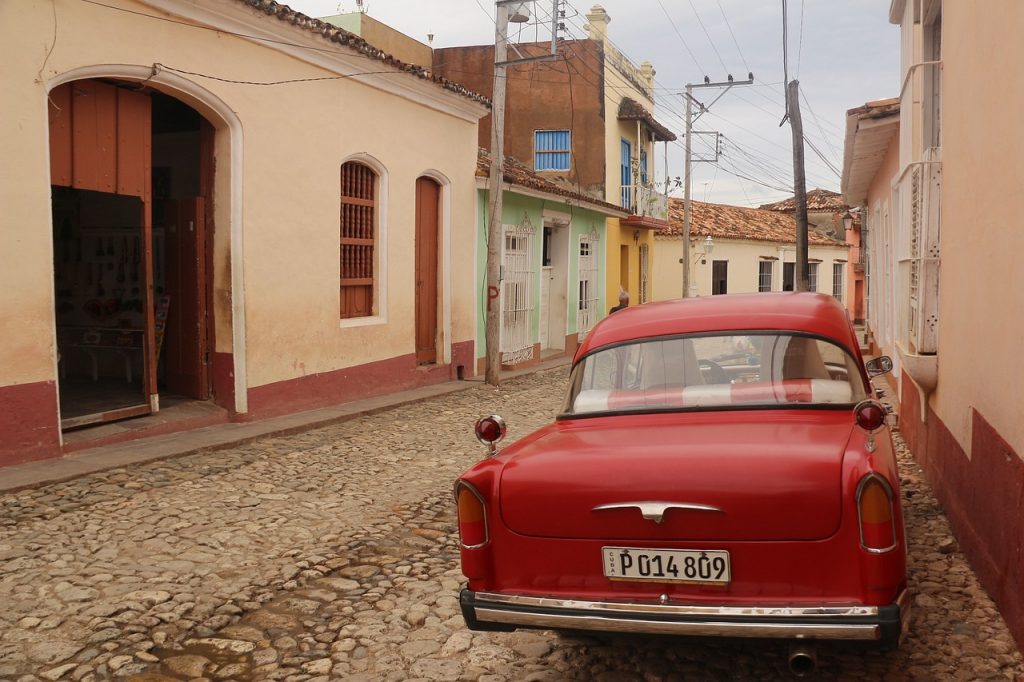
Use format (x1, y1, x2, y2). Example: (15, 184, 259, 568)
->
(474, 177, 629, 218)
(144, 0, 490, 123)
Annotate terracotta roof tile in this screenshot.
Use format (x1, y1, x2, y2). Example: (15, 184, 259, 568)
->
(617, 98, 677, 142)
(476, 149, 625, 214)
(659, 198, 845, 246)
(759, 188, 847, 212)
(235, 0, 489, 106)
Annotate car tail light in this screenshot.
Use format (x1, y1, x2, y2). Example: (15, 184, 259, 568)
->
(857, 473, 897, 553)
(455, 481, 488, 549)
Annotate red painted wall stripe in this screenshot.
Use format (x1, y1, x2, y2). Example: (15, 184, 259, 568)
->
(900, 370, 1024, 652)
(0, 381, 61, 467)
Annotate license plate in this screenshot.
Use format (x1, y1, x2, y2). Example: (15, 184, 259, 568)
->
(602, 546, 731, 585)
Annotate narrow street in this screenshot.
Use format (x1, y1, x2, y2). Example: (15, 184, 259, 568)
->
(1, 367, 1021, 681)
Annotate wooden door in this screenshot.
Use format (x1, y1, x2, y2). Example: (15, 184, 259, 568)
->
(164, 197, 209, 398)
(414, 177, 439, 365)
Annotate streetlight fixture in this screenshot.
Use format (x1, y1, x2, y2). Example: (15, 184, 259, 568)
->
(682, 235, 715, 297)
(842, 210, 854, 232)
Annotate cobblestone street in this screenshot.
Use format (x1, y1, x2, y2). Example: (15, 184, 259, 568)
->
(1, 367, 1022, 681)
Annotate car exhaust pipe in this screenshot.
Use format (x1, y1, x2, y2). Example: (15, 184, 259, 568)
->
(788, 642, 817, 677)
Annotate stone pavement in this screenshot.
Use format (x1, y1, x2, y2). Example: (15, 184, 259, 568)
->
(0, 367, 1021, 680)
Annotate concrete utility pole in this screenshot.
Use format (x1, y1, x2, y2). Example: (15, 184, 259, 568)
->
(682, 75, 753, 297)
(485, 1, 561, 385)
(786, 79, 809, 292)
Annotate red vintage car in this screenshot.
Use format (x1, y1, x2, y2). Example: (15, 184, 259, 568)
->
(455, 293, 908, 675)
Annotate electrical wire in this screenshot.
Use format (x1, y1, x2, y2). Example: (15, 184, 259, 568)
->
(795, 0, 806, 78)
(652, 0, 706, 75)
(686, 0, 730, 75)
(716, 0, 751, 73)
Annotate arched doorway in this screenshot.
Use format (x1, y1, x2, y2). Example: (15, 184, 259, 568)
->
(49, 79, 217, 429)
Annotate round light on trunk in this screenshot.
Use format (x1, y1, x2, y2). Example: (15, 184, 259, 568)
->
(474, 414, 507, 445)
(854, 400, 886, 433)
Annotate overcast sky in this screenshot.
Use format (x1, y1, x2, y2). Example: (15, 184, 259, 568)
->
(287, 0, 899, 207)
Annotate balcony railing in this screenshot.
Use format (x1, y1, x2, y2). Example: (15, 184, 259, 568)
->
(622, 183, 668, 222)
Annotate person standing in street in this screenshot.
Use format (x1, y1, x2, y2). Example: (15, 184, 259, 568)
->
(609, 289, 629, 314)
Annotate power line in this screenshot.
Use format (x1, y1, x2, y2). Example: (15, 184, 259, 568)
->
(545, 9, 812, 202)
(653, 0, 706, 75)
(686, 0, 730, 74)
(803, 136, 841, 177)
(716, 0, 751, 73)
(795, 0, 806, 78)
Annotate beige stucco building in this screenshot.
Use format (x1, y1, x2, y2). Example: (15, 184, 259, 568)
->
(842, 0, 1024, 650)
(652, 200, 849, 301)
(0, 0, 487, 466)
(760, 189, 866, 322)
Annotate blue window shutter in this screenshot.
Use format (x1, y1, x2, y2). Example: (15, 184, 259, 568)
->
(639, 149, 648, 185)
(620, 139, 632, 209)
(535, 130, 571, 171)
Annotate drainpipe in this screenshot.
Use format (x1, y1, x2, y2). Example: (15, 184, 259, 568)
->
(861, 204, 870, 345)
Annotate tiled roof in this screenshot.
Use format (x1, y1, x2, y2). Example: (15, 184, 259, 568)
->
(617, 98, 677, 142)
(759, 188, 847, 213)
(235, 0, 490, 106)
(476, 149, 626, 215)
(659, 199, 845, 246)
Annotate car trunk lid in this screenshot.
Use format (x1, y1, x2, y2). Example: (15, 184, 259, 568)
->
(498, 411, 852, 542)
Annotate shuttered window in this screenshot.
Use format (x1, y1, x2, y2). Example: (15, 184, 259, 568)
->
(758, 261, 774, 292)
(534, 130, 571, 171)
(340, 162, 376, 318)
(832, 262, 845, 302)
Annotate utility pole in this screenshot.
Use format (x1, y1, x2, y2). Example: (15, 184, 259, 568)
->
(484, 2, 509, 386)
(485, 1, 561, 385)
(682, 75, 753, 297)
(786, 79, 809, 292)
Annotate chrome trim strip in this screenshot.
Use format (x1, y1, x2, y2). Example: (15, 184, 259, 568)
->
(897, 589, 912, 644)
(474, 608, 881, 640)
(453, 480, 489, 550)
(592, 501, 724, 524)
(855, 472, 899, 554)
(473, 592, 882, 618)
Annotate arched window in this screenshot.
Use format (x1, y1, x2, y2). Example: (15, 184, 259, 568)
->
(340, 161, 377, 318)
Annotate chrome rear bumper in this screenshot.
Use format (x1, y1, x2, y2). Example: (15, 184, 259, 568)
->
(461, 590, 910, 646)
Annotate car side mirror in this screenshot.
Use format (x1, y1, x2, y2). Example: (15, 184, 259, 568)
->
(865, 356, 894, 378)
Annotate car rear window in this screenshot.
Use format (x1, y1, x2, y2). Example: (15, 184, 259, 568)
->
(563, 333, 869, 416)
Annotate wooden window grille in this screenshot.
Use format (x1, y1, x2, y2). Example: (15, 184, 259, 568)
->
(340, 162, 377, 318)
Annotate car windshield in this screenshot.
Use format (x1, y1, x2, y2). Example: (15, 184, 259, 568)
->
(564, 333, 868, 416)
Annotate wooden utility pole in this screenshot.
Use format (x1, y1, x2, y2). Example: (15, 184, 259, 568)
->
(787, 79, 809, 292)
(484, 2, 510, 386)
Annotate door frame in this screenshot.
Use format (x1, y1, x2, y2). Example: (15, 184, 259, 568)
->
(47, 65, 248, 423)
(414, 176, 440, 365)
